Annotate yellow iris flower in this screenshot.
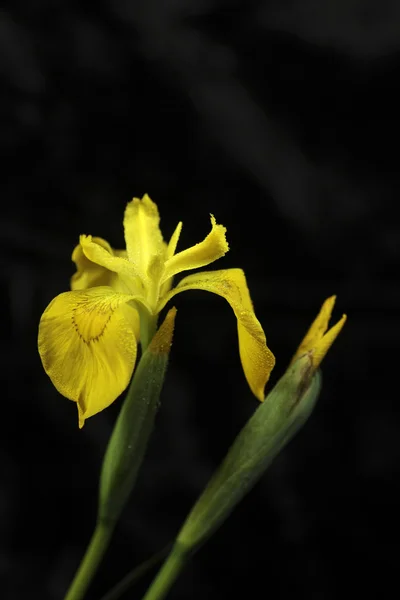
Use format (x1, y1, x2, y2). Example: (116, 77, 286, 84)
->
(38, 194, 275, 427)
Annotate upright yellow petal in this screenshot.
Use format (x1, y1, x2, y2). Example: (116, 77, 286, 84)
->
(161, 216, 229, 284)
(71, 236, 130, 293)
(166, 221, 183, 260)
(38, 287, 139, 427)
(80, 235, 144, 296)
(159, 269, 275, 401)
(159, 222, 184, 298)
(123, 195, 165, 280)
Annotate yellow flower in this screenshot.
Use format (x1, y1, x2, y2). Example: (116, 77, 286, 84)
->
(291, 295, 347, 371)
(38, 194, 275, 427)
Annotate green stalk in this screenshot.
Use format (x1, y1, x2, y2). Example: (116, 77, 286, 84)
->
(139, 306, 158, 353)
(142, 356, 321, 600)
(141, 544, 189, 600)
(99, 544, 171, 600)
(63, 308, 176, 600)
(64, 522, 114, 600)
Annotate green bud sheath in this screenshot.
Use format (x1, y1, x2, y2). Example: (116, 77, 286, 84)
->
(99, 307, 176, 524)
(64, 308, 176, 600)
(177, 353, 321, 549)
(141, 354, 321, 600)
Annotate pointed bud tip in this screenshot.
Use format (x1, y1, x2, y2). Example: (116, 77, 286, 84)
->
(149, 307, 177, 355)
(312, 313, 347, 370)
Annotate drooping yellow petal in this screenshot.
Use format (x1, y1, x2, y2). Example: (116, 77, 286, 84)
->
(38, 286, 139, 427)
(291, 296, 347, 370)
(71, 237, 130, 293)
(159, 269, 275, 401)
(123, 195, 165, 280)
(161, 216, 229, 284)
(80, 234, 144, 296)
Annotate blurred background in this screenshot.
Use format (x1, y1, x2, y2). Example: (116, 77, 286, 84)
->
(1, 1, 399, 598)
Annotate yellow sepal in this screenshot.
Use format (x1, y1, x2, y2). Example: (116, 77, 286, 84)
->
(38, 286, 139, 427)
(159, 268, 275, 401)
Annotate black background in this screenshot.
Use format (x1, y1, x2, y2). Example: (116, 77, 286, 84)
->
(1, 2, 399, 599)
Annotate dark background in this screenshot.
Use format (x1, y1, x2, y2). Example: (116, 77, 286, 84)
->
(1, 1, 399, 599)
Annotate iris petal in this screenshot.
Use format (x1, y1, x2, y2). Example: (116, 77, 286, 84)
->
(38, 286, 139, 427)
(166, 221, 183, 260)
(159, 268, 275, 401)
(161, 216, 229, 284)
(123, 195, 165, 281)
(80, 235, 143, 295)
(71, 237, 130, 293)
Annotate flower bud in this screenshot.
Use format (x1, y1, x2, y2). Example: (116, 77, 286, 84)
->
(177, 353, 321, 549)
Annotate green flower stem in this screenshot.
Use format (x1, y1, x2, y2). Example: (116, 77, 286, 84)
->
(64, 521, 114, 600)
(143, 356, 321, 600)
(64, 309, 176, 600)
(139, 307, 158, 353)
(141, 543, 189, 600)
